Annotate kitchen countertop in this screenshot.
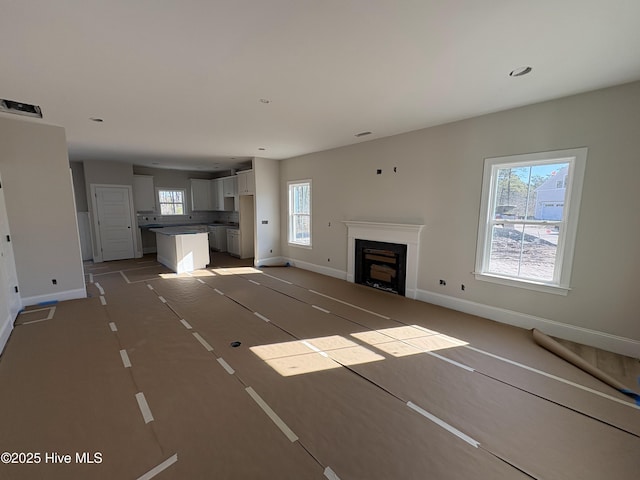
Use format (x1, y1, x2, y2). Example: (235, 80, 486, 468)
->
(150, 226, 209, 235)
(140, 222, 238, 229)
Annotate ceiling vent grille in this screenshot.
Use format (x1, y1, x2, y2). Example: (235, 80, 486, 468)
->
(0, 99, 43, 118)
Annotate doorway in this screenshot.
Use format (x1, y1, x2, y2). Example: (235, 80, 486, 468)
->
(91, 185, 136, 262)
(0, 172, 21, 349)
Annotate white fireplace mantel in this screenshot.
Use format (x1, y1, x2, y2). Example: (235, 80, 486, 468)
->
(343, 221, 424, 299)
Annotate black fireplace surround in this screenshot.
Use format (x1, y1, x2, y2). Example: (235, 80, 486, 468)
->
(354, 239, 407, 296)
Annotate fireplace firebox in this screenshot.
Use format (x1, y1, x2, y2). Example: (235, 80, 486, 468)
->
(354, 239, 407, 295)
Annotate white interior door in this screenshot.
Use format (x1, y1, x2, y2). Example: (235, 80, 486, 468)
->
(95, 186, 135, 261)
(0, 173, 21, 321)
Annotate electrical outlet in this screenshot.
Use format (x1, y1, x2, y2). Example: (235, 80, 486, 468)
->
(52, 279, 57, 285)
(461, 284, 465, 291)
(439, 279, 446, 286)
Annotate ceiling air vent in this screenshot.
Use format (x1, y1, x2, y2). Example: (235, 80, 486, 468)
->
(0, 98, 43, 118)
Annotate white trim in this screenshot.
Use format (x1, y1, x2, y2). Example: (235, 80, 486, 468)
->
(287, 179, 312, 247)
(475, 148, 587, 291)
(156, 187, 187, 216)
(283, 258, 347, 280)
(473, 272, 570, 296)
(21, 287, 86, 307)
(0, 312, 13, 355)
(343, 220, 424, 299)
(255, 256, 286, 267)
(416, 288, 640, 358)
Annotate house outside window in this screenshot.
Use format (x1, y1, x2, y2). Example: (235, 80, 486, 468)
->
(475, 148, 587, 294)
(158, 188, 185, 215)
(288, 180, 311, 247)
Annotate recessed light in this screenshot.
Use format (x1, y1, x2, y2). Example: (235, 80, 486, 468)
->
(89, 117, 104, 122)
(509, 66, 532, 77)
(355, 131, 372, 137)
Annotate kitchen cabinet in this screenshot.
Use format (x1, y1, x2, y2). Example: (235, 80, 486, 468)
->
(190, 178, 213, 211)
(151, 227, 210, 274)
(226, 229, 240, 257)
(236, 169, 255, 195)
(222, 176, 237, 197)
(133, 175, 155, 212)
(207, 225, 228, 252)
(210, 178, 225, 211)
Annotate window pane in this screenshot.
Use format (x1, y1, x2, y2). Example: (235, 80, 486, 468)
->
(292, 184, 310, 214)
(488, 225, 523, 277)
(292, 214, 310, 245)
(493, 166, 531, 220)
(488, 224, 559, 282)
(531, 163, 569, 221)
(158, 189, 185, 216)
(493, 162, 570, 221)
(160, 203, 173, 215)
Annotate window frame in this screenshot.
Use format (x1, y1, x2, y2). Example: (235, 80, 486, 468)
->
(474, 148, 587, 295)
(157, 188, 186, 216)
(287, 180, 312, 248)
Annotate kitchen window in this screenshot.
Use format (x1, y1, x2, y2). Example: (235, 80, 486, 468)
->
(288, 180, 311, 247)
(158, 188, 185, 215)
(474, 148, 587, 295)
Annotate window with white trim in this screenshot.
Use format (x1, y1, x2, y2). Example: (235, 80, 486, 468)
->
(157, 188, 185, 215)
(475, 148, 587, 294)
(288, 180, 311, 247)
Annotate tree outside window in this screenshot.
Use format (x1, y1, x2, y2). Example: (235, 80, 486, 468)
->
(158, 189, 185, 215)
(288, 181, 311, 246)
(475, 148, 587, 294)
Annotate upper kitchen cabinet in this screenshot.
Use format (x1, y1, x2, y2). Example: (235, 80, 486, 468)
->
(222, 176, 237, 197)
(133, 175, 155, 212)
(236, 169, 255, 195)
(190, 178, 213, 211)
(210, 178, 224, 211)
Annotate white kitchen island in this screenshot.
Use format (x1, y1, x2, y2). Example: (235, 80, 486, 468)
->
(150, 226, 210, 274)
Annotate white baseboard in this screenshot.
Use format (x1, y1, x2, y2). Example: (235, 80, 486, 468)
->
(416, 288, 640, 359)
(0, 313, 13, 355)
(21, 287, 87, 307)
(283, 258, 347, 281)
(255, 256, 286, 267)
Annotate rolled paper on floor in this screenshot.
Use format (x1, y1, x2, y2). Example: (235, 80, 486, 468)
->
(532, 328, 634, 395)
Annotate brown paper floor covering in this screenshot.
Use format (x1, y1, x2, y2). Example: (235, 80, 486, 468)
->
(0, 254, 638, 479)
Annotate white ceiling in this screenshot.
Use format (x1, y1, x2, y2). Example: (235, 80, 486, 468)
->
(2, 1, 640, 171)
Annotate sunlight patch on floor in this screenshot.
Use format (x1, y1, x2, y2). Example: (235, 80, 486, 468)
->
(250, 335, 385, 377)
(210, 266, 263, 276)
(352, 325, 468, 357)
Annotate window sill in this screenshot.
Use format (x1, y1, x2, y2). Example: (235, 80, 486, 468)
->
(473, 272, 570, 296)
(288, 242, 312, 250)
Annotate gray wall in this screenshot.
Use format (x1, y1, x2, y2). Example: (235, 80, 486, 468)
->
(280, 81, 640, 345)
(70, 161, 88, 212)
(83, 159, 135, 259)
(254, 157, 281, 264)
(0, 116, 85, 303)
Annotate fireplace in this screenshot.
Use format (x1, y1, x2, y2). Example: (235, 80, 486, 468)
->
(344, 221, 424, 299)
(355, 239, 407, 295)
